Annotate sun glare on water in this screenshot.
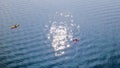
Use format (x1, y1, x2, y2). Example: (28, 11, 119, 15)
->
(50, 25, 70, 56)
(47, 12, 78, 56)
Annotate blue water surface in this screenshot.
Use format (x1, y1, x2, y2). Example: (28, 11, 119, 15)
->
(0, 0, 120, 68)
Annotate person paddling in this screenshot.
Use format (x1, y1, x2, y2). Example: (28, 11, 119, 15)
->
(11, 24, 20, 29)
(73, 38, 79, 43)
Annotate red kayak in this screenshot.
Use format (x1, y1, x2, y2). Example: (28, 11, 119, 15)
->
(73, 38, 79, 43)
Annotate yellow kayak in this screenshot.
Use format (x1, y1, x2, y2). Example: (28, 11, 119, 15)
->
(11, 24, 20, 29)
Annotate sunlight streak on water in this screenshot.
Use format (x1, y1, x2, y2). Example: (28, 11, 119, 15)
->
(50, 25, 69, 56)
(47, 12, 76, 56)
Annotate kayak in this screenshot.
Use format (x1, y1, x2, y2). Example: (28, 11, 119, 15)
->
(11, 24, 20, 29)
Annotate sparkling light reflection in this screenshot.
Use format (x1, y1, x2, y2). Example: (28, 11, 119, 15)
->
(48, 12, 75, 56)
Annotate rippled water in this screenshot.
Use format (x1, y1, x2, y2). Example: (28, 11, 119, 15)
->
(0, 0, 120, 68)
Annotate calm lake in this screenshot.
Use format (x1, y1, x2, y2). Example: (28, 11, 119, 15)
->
(0, 0, 120, 68)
